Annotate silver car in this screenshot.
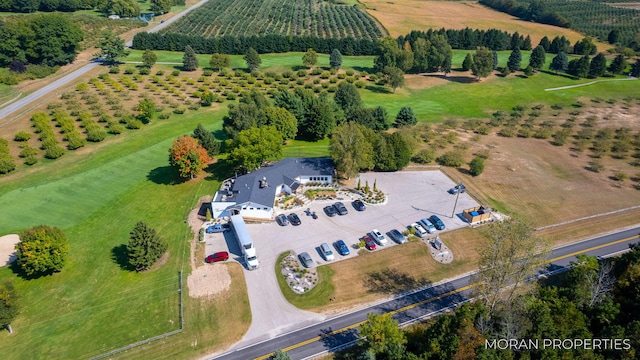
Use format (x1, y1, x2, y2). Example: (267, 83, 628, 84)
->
(299, 252, 314, 267)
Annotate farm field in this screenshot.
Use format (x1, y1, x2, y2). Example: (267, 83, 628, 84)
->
(160, 0, 385, 39)
(360, 0, 602, 47)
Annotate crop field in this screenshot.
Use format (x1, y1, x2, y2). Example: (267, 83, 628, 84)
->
(160, 0, 385, 39)
(361, 0, 598, 46)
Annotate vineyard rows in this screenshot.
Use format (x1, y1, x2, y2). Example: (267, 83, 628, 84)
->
(160, 0, 384, 40)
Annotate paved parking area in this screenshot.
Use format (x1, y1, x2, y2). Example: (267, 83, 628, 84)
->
(204, 170, 481, 344)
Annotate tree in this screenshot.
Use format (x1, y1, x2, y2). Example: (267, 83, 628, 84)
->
(150, 0, 172, 14)
(182, 45, 198, 71)
(375, 132, 411, 171)
(394, 106, 416, 127)
(538, 36, 550, 51)
(270, 349, 291, 360)
(472, 219, 550, 315)
(469, 156, 485, 176)
(412, 37, 429, 72)
(136, 98, 156, 123)
(462, 53, 473, 71)
(492, 50, 499, 70)
(549, 35, 571, 54)
(574, 37, 597, 55)
(209, 53, 230, 71)
(200, 90, 215, 106)
(264, 106, 298, 141)
(549, 51, 569, 74)
(384, 66, 404, 93)
(608, 54, 627, 75)
(589, 53, 607, 78)
(397, 41, 414, 72)
(0, 281, 19, 334)
(359, 313, 407, 356)
(472, 47, 494, 79)
(243, 47, 261, 71)
(528, 45, 546, 70)
(94, 30, 129, 66)
(568, 55, 590, 78)
(142, 49, 157, 68)
(127, 221, 168, 272)
(426, 35, 452, 72)
(27, 14, 83, 67)
(334, 82, 362, 119)
(302, 48, 317, 69)
(168, 135, 212, 179)
(15, 225, 70, 276)
(330, 122, 374, 179)
(374, 36, 400, 72)
(506, 47, 521, 73)
(229, 126, 282, 171)
(631, 59, 640, 78)
(329, 48, 342, 70)
(101, 0, 141, 17)
(442, 54, 452, 76)
(298, 94, 340, 141)
(192, 123, 220, 156)
(371, 106, 390, 130)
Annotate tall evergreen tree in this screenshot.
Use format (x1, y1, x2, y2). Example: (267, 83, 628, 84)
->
(608, 54, 627, 75)
(182, 45, 198, 71)
(528, 45, 546, 70)
(589, 53, 607, 78)
(329, 48, 342, 69)
(607, 29, 620, 45)
(462, 53, 473, 71)
(549, 51, 569, 74)
(127, 221, 168, 272)
(492, 50, 499, 70)
(568, 55, 590, 78)
(334, 82, 362, 119)
(192, 123, 219, 156)
(630, 59, 640, 77)
(507, 47, 522, 73)
(538, 36, 551, 51)
(521, 35, 532, 50)
(394, 106, 417, 127)
(243, 47, 261, 71)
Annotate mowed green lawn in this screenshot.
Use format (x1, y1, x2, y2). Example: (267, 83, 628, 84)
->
(0, 107, 251, 359)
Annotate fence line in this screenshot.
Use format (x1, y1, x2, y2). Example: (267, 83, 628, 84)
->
(90, 271, 184, 360)
(535, 205, 640, 231)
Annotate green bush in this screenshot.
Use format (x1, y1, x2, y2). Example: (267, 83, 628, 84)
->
(469, 156, 485, 176)
(86, 127, 107, 142)
(412, 149, 436, 164)
(109, 66, 120, 74)
(436, 151, 465, 167)
(0, 153, 16, 174)
(138, 67, 150, 75)
(44, 144, 65, 159)
(65, 132, 86, 150)
(14, 131, 31, 142)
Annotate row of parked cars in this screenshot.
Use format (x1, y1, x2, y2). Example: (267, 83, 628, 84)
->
(298, 239, 351, 267)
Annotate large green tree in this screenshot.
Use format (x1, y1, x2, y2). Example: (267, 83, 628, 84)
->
(192, 123, 220, 156)
(182, 45, 198, 71)
(374, 36, 400, 72)
(506, 47, 522, 73)
(472, 47, 494, 79)
(333, 82, 362, 119)
(384, 66, 405, 93)
(94, 30, 129, 66)
(630, 59, 640, 78)
(329, 48, 342, 70)
(229, 126, 282, 171)
(127, 221, 168, 272)
(329, 122, 374, 179)
(15, 225, 70, 276)
(298, 94, 340, 141)
(150, 0, 172, 14)
(359, 313, 407, 357)
(573, 37, 597, 55)
(393, 106, 416, 127)
(568, 55, 590, 78)
(142, 49, 157, 68)
(528, 45, 546, 70)
(29, 14, 83, 67)
(462, 52, 473, 71)
(412, 37, 430, 73)
(0, 281, 19, 334)
(301, 48, 317, 69)
(608, 54, 627, 75)
(427, 34, 452, 72)
(589, 53, 607, 78)
(243, 47, 261, 71)
(374, 132, 411, 171)
(168, 135, 212, 179)
(101, 0, 141, 17)
(549, 51, 568, 74)
(264, 106, 298, 141)
(209, 53, 230, 71)
(135, 98, 156, 123)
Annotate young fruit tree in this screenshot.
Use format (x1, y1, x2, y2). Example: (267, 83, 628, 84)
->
(0, 281, 19, 334)
(168, 135, 212, 179)
(127, 221, 168, 272)
(15, 225, 70, 277)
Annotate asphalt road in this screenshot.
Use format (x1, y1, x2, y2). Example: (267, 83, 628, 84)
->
(0, 0, 211, 125)
(207, 226, 640, 360)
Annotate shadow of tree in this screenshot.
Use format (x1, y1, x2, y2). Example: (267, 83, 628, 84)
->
(147, 166, 185, 185)
(198, 202, 212, 217)
(422, 73, 477, 84)
(319, 327, 360, 353)
(353, 65, 374, 73)
(212, 129, 227, 141)
(111, 244, 134, 271)
(8, 257, 56, 280)
(365, 85, 391, 94)
(206, 158, 237, 182)
(363, 268, 431, 294)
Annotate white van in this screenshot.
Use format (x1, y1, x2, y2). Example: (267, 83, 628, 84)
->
(320, 243, 335, 261)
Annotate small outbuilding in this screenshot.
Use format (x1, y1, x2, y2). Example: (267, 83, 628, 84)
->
(462, 206, 491, 224)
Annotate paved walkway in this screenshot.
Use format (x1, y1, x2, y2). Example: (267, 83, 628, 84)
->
(545, 76, 637, 91)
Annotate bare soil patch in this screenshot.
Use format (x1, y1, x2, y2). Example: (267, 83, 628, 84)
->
(0, 234, 20, 266)
(187, 263, 231, 298)
(361, 0, 606, 47)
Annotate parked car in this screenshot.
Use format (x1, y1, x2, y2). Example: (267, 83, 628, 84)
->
(420, 218, 437, 233)
(370, 229, 388, 246)
(320, 243, 335, 261)
(288, 212, 301, 226)
(299, 252, 314, 267)
(412, 222, 428, 238)
(429, 215, 446, 230)
(363, 235, 377, 251)
(387, 229, 407, 244)
(275, 214, 289, 226)
(335, 240, 350, 256)
(333, 202, 348, 215)
(352, 199, 366, 211)
(448, 184, 466, 194)
(324, 205, 337, 217)
(205, 251, 229, 263)
(205, 223, 230, 233)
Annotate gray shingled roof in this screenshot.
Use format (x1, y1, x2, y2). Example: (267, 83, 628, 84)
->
(231, 157, 333, 207)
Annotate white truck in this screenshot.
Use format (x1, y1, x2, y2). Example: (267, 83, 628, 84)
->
(230, 215, 259, 270)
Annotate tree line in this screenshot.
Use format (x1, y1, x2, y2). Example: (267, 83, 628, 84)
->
(0, 0, 184, 16)
(479, 0, 571, 28)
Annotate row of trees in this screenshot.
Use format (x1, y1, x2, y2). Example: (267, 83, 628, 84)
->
(479, 0, 571, 28)
(0, 0, 184, 16)
(399, 28, 533, 53)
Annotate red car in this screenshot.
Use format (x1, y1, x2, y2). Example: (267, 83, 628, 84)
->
(205, 251, 229, 263)
(363, 235, 377, 251)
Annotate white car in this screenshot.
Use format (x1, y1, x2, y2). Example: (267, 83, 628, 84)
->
(370, 229, 388, 245)
(420, 218, 437, 233)
(320, 243, 335, 261)
(412, 223, 428, 238)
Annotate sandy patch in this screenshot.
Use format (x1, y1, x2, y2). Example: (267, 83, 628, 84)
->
(187, 264, 231, 298)
(0, 234, 20, 266)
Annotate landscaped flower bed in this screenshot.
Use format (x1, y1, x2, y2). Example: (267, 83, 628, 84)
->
(279, 252, 318, 294)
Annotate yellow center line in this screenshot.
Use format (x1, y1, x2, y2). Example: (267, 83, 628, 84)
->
(253, 234, 640, 360)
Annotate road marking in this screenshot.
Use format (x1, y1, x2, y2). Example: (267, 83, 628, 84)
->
(252, 234, 640, 359)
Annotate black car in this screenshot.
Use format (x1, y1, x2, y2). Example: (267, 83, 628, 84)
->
(429, 215, 446, 230)
(288, 212, 301, 226)
(333, 202, 348, 215)
(352, 199, 366, 211)
(324, 205, 337, 217)
(448, 184, 466, 195)
(276, 214, 289, 226)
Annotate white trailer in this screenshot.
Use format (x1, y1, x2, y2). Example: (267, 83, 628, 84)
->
(230, 215, 258, 269)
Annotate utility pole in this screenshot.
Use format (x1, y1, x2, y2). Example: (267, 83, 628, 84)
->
(451, 183, 462, 218)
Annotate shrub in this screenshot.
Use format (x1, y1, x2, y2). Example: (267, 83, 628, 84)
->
(173, 107, 186, 114)
(44, 144, 65, 159)
(0, 153, 16, 174)
(586, 161, 604, 173)
(436, 151, 465, 167)
(24, 155, 38, 165)
(469, 156, 485, 176)
(14, 131, 31, 142)
(65, 132, 86, 150)
(138, 67, 150, 75)
(613, 172, 628, 181)
(412, 149, 435, 164)
(109, 66, 120, 74)
(171, 70, 180, 76)
(108, 122, 124, 134)
(158, 112, 171, 120)
(126, 118, 143, 129)
(86, 127, 107, 142)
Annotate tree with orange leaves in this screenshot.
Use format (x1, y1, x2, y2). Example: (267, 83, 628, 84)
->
(168, 136, 212, 179)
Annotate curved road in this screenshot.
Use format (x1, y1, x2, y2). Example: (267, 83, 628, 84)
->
(208, 227, 640, 360)
(0, 0, 211, 126)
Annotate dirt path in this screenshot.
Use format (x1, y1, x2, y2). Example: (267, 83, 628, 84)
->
(545, 77, 637, 91)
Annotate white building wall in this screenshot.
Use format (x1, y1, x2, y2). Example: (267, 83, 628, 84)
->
(238, 202, 273, 220)
(299, 175, 332, 185)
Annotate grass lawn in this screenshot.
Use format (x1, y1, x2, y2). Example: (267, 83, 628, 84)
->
(0, 107, 251, 359)
(275, 252, 336, 309)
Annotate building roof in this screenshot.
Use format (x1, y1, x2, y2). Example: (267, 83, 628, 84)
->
(230, 157, 333, 207)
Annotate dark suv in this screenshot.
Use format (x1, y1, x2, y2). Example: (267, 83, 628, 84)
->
(333, 202, 348, 215)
